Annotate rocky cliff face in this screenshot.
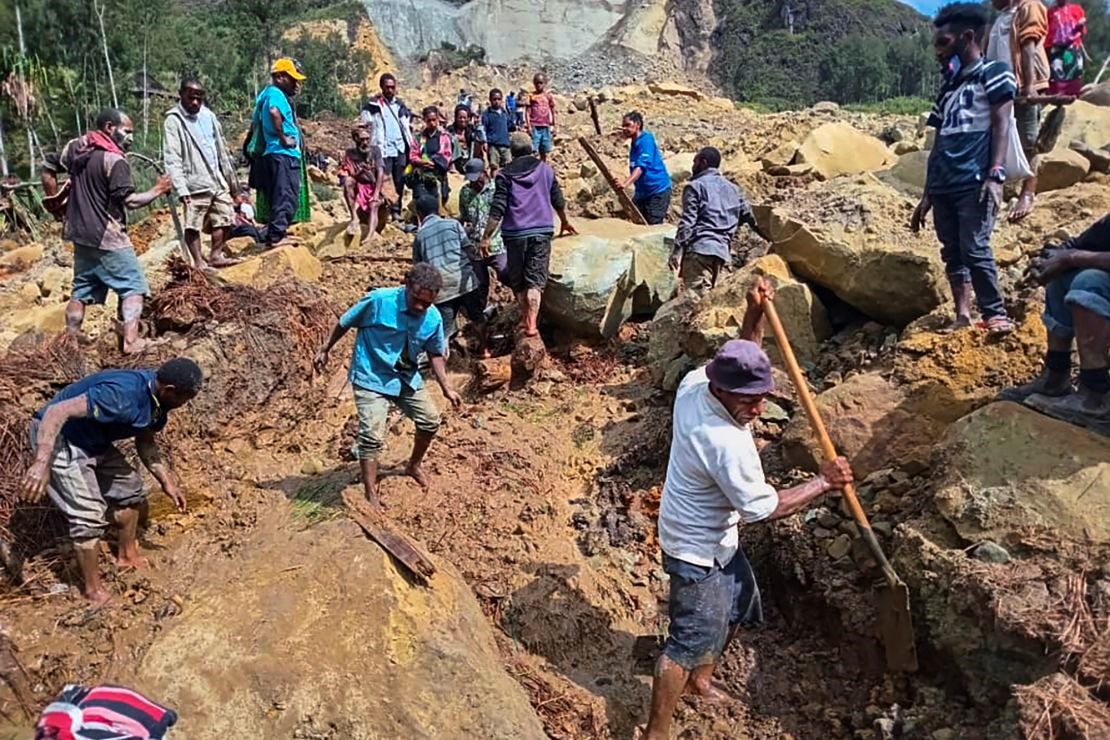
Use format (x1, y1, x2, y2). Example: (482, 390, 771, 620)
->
(362, 0, 638, 65)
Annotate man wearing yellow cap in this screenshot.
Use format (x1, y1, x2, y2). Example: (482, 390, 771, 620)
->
(248, 57, 306, 248)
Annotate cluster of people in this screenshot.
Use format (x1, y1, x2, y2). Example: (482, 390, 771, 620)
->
(21, 12, 1109, 737)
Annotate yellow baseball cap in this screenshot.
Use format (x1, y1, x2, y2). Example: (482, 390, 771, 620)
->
(271, 57, 306, 81)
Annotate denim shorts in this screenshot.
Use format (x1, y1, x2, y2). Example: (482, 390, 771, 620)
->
(72, 245, 150, 305)
(531, 126, 553, 155)
(1043, 267, 1110, 339)
(662, 550, 764, 671)
(634, 190, 672, 225)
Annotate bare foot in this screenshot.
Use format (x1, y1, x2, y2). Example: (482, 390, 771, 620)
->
(116, 551, 149, 570)
(346, 218, 359, 236)
(208, 254, 243, 268)
(941, 315, 973, 334)
(365, 492, 385, 513)
(685, 679, 738, 704)
(405, 463, 430, 489)
(83, 586, 113, 608)
(1008, 192, 1035, 223)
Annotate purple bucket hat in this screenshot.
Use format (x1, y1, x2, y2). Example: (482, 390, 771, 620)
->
(705, 339, 775, 395)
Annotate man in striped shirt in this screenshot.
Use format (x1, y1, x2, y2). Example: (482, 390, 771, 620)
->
(912, 3, 1016, 335)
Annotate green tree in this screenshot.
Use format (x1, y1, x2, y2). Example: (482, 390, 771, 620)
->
(821, 36, 895, 103)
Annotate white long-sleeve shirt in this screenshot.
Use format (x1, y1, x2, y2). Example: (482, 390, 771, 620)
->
(658, 367, 779, 568)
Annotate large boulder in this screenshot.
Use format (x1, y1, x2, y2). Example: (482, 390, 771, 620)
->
(1081, 82, 1110, 107)
(794, 123, 894, 180)
(879, 149, 930, 196)
(753, 178, 948, 326)
(221, 245, 323, 287)
(1049, 100, 1110, 151)
(138, 516, 545, 738)
(542, 219, 676, 338)
(780, 372, 947, 477)
(647, 81, 704, 100)
(1036, 148, 1091, 192)
(648, 254, 830, 383)
(933, 402, 1110, 546)
(663, 151, 696, 186)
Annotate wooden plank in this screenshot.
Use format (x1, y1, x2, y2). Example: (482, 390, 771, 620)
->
(587, 96, 602, 136)
(577, 136, 647, 225)
(343, 489, 436, 585)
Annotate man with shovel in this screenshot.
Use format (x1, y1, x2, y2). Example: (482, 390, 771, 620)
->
(643, 279, 855, 740)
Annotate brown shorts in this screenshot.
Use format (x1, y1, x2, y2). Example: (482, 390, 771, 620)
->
(183, 190, 235, 234)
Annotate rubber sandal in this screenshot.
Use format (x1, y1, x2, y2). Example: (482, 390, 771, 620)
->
(977, 316, 1015, 335)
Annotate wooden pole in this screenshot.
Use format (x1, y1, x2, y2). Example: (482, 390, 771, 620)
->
(578, 136, 647, 225)
(587, 95, 601, 136)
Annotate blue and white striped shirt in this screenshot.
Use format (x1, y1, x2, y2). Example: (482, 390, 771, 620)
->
(926, 60, 1017, 195)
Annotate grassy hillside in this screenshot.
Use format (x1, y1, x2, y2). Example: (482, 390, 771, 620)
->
(713, 0, 934, 108)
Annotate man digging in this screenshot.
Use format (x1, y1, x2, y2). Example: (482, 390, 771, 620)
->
(314, 264, 463, 511)
(20, 358, 202, 607)
(643, 279, 854, 739)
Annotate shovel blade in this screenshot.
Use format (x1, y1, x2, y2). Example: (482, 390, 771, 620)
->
(877, 582, 918, 672)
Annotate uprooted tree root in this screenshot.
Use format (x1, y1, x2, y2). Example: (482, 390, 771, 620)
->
(0, 261, 337, 580)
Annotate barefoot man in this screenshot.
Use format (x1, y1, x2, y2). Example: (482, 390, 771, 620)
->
(314, 263, 463, 510)
(643, 280, 854, 739)
(20, 358, 202, 606)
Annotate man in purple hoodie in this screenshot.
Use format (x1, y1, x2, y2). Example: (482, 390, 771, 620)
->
(480, 132, 576, 337)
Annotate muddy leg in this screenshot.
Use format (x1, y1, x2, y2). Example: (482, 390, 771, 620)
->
(358, 458, 382, 511)
(523, 287, 542, 337)
(112, 505, 147, 569)
(183, 228, 208, 270)
(644, 655, 690, 740)
(73, 538, 111, 607)
(65, 300, 86, 334)
(208, 226, 240, 267)
(119, 294, 147, 354)
(685, 625, 739, 702)
(948, 278, 973, 330)
(405, 430, 435, 488)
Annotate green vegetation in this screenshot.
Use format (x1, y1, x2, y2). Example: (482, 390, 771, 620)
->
(714, 0, 1110, 109)
(0, 0, 372, 177)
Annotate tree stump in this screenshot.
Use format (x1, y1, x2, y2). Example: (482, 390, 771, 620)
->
(511, 333, 547, 386)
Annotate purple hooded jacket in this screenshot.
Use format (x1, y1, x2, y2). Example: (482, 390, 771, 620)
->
(489, 155, 566, 238)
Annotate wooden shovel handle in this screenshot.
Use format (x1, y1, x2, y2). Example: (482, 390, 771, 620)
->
(762, 298, 904, 587)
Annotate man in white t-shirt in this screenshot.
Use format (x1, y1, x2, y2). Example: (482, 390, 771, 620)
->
(643, 279, 854, 740)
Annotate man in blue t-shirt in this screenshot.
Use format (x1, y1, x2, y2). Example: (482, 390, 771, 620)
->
(314, 263, 463, 512)
(912, 3, 1016, 335)
(252, 57, 306, 248)
(21, 358, 203, 606)
(620, 112, 672, 225)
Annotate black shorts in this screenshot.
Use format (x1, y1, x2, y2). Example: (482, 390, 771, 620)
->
(635, 190, 672, 225)
(437, 288, 486, 337)
(504, 234, 553, 292)
(661, 550, 763, 670)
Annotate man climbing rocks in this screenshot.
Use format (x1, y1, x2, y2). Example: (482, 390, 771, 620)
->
(1001, 214, 1110, 429)
(314, 264, 462, 511)
(20, 358, 203, 606)
(643, 280, 854, 740)
(620, 111, 672, 225)
(40, 108, 172, 354)
(337, 124, 386, 242)
(250, 57, 306, 248)
(408, 106, 456, 209)
(481, 132, 577, 338)
(482, 89, 513, 170)
(163, 75, 241, 269)
(669, 147, 765, 292)
(412, 194, 486, 350)
(986, 0, 1050, 223)
(362, 73, 415, 221)
(525, 73, 557, 161)
(911, 3, 1016, 335)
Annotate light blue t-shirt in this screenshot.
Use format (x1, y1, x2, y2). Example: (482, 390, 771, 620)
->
(629, 130, 672, 200)
(255, 85, 300, 159)
(338, 286, 446, 395)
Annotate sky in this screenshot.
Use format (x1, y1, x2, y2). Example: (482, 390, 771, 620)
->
(901, 0, 947, 16)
